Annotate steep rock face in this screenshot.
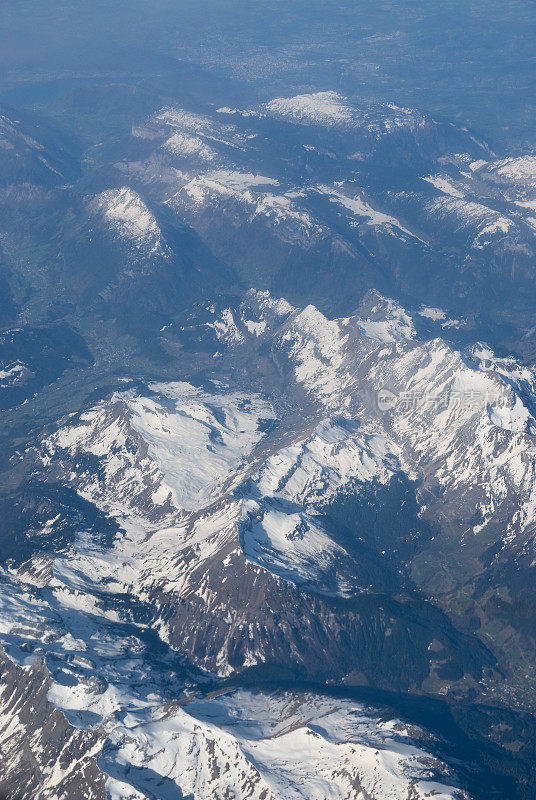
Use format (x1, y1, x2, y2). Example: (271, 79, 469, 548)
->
(157, 555, 492, 690)
(0, 649, 105, 800)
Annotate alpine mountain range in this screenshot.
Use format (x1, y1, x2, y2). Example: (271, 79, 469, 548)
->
(1, 2, 536, 799)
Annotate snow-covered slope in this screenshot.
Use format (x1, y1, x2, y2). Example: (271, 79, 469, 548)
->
(8, 290, 513, 689)
(44, 381, 275, 518)
(0, 504, 476, 800)
(7, 286, 536, 797)
(202, 289, 536, 552)
(0, 578, 472, 800)
(90, 188, 166, 257)
(166, 172, 324, 246)
(316, 184, 425, 241)
(104, 689, 470, 800)
(0, 647, 105, 800)
(255, 93, 432, 140)
(41, 288, 536, 607)
(239, 418, 402, 593)
(417, 153, 536, 247)
(107, 93, 536, 334)
(263, 91, 355, 126)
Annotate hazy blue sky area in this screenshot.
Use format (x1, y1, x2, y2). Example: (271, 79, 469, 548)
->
(1, 0, 534, 151)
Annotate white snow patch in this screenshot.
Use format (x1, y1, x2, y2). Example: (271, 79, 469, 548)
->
(104, 690, 470, 800)
(91, 188, 163, 255)
(204, 169, 279, 190)
(207, 308, 245, 344)
(422, 175, 465, 198)
(264, 91, 354, 126)
(419, 306, 446, 322)
(163, 132, 217, 161)
(318, 185, 424, 241)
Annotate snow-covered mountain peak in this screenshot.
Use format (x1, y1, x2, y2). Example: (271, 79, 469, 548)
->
(43, 382, 277, 519)
(163, 131, 218, 161)
(241, 288, 295, 331)
(264, 292, 420, 408)
(354, 292, 417, 342)
(207, 289, 536, 544)
(179, 170, 280, 204)
(261, 92, 431, 136)
(103, 689, 471, 800)
(264, 91, 355, 126)
(133, 103, 250, 158)
(276, 305, 350, 406)
(481, 155, 536, 188)
(167, 171, 323, 244)
(90, 187, 165, 256)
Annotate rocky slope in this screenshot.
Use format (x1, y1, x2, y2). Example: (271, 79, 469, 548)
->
(0, 648, 105, 800)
